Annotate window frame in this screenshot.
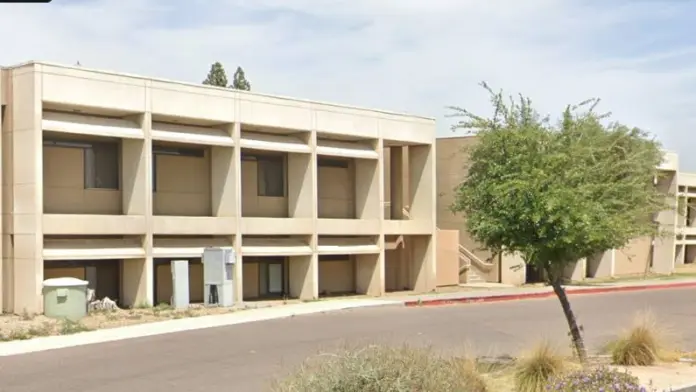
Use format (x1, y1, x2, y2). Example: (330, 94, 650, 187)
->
(43, 139, 120, 190)
(255, 154, 286, 197)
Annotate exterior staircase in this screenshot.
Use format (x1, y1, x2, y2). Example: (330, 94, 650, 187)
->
(395, 204, 495, 284)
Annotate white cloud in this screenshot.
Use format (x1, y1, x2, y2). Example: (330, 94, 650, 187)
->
(1, 0, 695, 168)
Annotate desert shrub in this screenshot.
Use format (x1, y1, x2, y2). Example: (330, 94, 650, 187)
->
(272, 344, 488, 392)
(515, 341, 566, 392)
(546, 366, 648, 391)
(606, 311, 677, 366)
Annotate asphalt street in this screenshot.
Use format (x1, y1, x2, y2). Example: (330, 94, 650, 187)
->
(1, 287, 694, 392)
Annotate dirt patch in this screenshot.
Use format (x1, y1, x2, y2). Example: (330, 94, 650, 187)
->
(0, 303, 285, 342)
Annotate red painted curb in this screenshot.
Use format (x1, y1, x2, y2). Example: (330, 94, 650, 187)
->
(404, 281, 696, 307)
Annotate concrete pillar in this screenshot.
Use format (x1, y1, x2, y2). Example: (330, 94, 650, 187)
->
(211, 145, 236, 217)
(409, 235, 436, 292)
(500, 252, 526, 285)
(1, 71, 8, 312)
(675, 244, 686, 266)
(288, 250, 318, 300)
(120, 107, 153, 308)
(356, 251, 384, 296)
(408, 144, 436, 223)
(121, 257, 153, 307)
(9, 65, 43, 314)
(587, 250, 614, 278)
(563, 258, 587, 282)
(653, 172, 677, 274)
(231, 122, 244, 303)
(389, 146, 404, 219)
(355, 158, 381, 220)
(121, 137, 148, 215)
(287, 152, 313, 218)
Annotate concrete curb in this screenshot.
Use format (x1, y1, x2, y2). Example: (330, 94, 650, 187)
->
(404, 281, 696, 307)
(0, 299, 401, 357)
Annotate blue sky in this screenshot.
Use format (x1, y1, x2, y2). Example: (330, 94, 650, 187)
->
(2, 0, 696, 169)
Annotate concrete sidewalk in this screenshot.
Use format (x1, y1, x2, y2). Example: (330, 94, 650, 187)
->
(0, 298, 401, 357)
(394, 278, 696, 306)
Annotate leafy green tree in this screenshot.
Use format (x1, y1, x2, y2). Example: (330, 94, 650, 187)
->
(448, 83, 667, 363)
(202, 62, 228, 87)
(231, 66, 251, 91)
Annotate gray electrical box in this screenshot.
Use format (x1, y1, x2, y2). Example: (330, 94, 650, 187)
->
(171, 259, 190, 309)
(202, 247, 236, 307)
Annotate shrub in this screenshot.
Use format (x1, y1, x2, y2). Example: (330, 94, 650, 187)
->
(606, 311, 677, 366)
(546, 366, 649, 391)
(515, 341, 566, 392)
(272, 344, 488, 392)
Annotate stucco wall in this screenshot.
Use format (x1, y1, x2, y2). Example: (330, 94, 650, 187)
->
(319, 258, 355, 294)
(153, 152, 211, 216)
(318, 164, 354, 218)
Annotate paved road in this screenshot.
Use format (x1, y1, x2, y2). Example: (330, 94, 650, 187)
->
(1, 287, 695, 392)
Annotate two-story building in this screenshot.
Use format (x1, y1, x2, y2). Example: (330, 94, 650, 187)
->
(0, 61, 438, 314)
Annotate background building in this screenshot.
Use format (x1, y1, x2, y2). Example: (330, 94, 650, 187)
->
(436, 135, 692, 285)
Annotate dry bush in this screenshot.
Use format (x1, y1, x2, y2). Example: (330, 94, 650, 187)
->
(272, 344, 488, 392)
(514, 341, 566, 392)
(546, 366, 648, 392)
(606, 311, 679, 366)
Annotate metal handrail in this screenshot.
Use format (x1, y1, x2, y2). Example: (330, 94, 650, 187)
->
(394, 204, 494, 273)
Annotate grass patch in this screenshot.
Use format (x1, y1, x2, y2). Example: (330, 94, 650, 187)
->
(272, 344, 488, 392)
(514, 341, 566, 392)
(59, 319, 93, 335)
(604, 311, 679, 366)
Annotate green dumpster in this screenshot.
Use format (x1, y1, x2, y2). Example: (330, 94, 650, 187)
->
(42, 277, 88, 321)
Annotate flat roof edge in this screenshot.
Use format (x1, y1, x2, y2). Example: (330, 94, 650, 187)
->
(3, 60, 435, 122)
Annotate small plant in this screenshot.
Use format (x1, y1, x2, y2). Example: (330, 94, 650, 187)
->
(59, 319, 92, 335)
(20, 310, 34, 321)
(606, 311, 677, 366)
(546, 366, 654, 391)
(26, 322, 54, 337)
(134, 301, 152, 309)
(273, 344, 488, 392)
(515, 341, 566, 392)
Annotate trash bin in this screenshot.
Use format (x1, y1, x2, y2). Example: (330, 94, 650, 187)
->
(42, 277, 89, 321)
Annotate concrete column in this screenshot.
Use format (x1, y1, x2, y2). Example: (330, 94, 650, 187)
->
(389, 146, 404, 219)
(1, 71, 7, 312)
(409, 235, 436, 293)
(653, 172, 677, 274)
(587, 250, 614, 278)
(356, 251, 384, 296)
(355, 158, 381, 220)
(10, 66, 43, 314)
(121, 136, 148, 216)
(408, 144, 436, 223)
(121, 257, 153, 307)
(211, 145, 236, 217)
(121, 103, 153, 307)
(675, 244, 686, 266)
(287, 152, 313, 218)
(288, 240, 318, 300)
(231, 122, 244, 303)
(563, 258, 587, 282)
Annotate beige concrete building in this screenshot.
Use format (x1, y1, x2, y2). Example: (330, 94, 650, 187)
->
(0, 61, 439, 314)
(436, 135, 690, 284)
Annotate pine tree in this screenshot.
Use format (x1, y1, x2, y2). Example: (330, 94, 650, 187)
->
(231, 66, 251, 91)
(202, 62, 228, 87)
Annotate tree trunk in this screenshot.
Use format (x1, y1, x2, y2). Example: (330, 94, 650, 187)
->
(550, 279, 588, 363)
